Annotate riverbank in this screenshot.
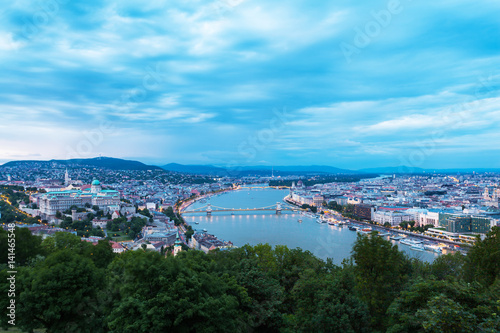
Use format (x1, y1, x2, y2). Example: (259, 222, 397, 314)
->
(179, 187, 236, 213)
(284, 194, 466, 254)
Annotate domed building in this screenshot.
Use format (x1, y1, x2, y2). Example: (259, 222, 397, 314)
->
(39, 179, 120, 219)
(91, 180, 102, 194)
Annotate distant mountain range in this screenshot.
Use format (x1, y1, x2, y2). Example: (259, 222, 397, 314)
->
(162, 163, 500, 176)
(2, 157, 499, 175)
(160, 163, 357, 176)
(1, 157, 162, 171)
(358, 166, 500, 174)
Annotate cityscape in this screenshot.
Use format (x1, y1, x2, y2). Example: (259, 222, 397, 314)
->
(1, 0, 500, 332)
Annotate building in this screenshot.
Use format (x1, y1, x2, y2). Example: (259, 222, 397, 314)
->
(445, 214, 491, 234)
(39, 180, 120, 217)
(372, 210, 413, 226)
(354, 204, 372, 220)
(312, 195, 324, 207)
(173, 232, 182, 256)
(110, 241, 126, 254)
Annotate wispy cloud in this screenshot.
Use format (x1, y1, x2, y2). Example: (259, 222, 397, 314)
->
(0, 0, 499, 168)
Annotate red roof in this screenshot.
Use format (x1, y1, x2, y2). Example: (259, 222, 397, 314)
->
(110, 241, 124, 249)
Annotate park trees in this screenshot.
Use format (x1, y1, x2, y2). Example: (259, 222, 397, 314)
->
(352, 233, 409, 330)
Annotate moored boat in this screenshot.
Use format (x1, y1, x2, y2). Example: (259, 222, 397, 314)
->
(410, 243, 425, 251)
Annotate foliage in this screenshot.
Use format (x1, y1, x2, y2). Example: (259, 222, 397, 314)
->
(2, 226, 500, 332)
(351, 233, 410, 329)
(463, 226, 500, 286)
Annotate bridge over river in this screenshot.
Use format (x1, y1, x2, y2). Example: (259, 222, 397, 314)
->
(182, 202, 304, 215)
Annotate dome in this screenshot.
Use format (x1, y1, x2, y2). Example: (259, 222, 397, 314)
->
(91, 180, 100, 186)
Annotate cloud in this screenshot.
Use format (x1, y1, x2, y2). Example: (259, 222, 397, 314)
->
(0, 0, 499, 168)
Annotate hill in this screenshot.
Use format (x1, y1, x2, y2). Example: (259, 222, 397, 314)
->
(160, 163, 359, 176)
(2, 157, 163, 171)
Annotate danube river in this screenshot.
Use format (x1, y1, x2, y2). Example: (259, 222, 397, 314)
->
(182, 185, 440, 265)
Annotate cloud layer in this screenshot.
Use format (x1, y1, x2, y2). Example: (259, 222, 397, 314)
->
(0, 0, 499, 168)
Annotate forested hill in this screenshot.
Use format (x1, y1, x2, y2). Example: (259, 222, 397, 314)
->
(1, 157, 162, 171)
(1, 227, 500, 332)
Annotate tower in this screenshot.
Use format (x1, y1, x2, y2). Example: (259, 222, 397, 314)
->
(174, 231, 182, 256)
(65, 169, 70, 186)
(484, 187, 490, 200)
(91, 180, 102, 194)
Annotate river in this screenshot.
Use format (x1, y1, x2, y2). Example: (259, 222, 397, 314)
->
(182, 185, 440, 265)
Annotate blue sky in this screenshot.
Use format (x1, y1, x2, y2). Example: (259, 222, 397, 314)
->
(0, 0, 499, 169)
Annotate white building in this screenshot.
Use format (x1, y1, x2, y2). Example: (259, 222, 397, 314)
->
(372, 210, 413, 226)
(39, 180, 120, 217)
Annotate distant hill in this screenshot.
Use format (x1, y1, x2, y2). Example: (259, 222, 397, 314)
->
(357, 166, 428, 174)
(358, 166, 500, 174)
(2, 157, 162, 171)
(160, 163, 359, 176)
(161, 163, 228, 175)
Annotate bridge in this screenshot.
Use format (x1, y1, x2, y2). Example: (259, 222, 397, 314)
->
(182, 202, 303, 215)
(237, 186, 269, 189)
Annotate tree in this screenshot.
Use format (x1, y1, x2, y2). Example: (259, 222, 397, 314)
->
(399, 221, 408, 230)
(384, 222, 392, 228)
(351, 233, 409, 330)
(463, 226, 500, 286)
(106, 251, 246, 332)
(429, 253, 465, 281)
(387, 279, 499, 333)
(289, 266, 371, 332)
(0, 227, 45, 266)
(14, 250, 106, 332)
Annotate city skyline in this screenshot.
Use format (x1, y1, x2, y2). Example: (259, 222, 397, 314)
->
(1, 0, 499, 169)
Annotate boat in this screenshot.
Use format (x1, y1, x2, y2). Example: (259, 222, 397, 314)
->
(389, 235, 401, 241)
(400, 238, 422, 247)
(202, 228, 207, 232)
(358, 227, 373, 234)
(410, 244, 425, 251)
(424, 244, 442, 253)
(298, 219, 303, 223)
(195, 221, 199, 224)
(348, 226, 357, 231)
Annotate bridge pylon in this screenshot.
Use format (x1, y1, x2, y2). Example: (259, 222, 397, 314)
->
(276, 202, 282, 214)
(206, 203, 212, 216)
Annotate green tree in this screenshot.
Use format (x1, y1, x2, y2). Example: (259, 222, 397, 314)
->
(463, 226, 500, 286)
(0, 227, 45, 266)
(107, 251, 246, 332)
(387, 279, 499, 333)
(351, 233, 409, 330)
(15, 250, 106, 332)
(429, 253, 465, 281)
(289, 265, 370, 332)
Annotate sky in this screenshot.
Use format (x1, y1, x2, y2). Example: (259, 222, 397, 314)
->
(0, 0, 499, 169)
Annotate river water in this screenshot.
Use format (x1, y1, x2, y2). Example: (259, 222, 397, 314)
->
(182, 185, 440, 265)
